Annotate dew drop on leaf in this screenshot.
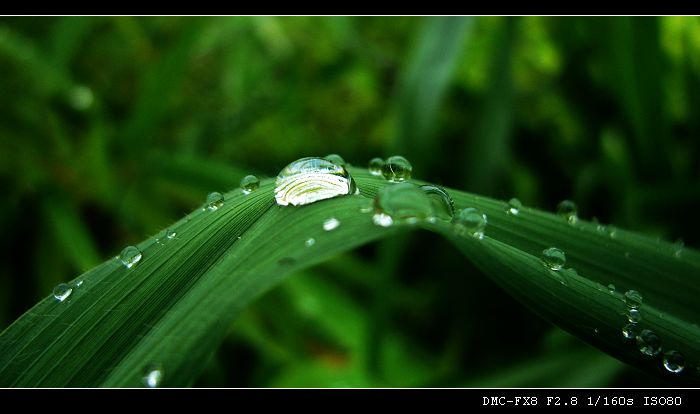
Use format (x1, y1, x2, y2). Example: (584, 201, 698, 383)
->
(663, 350, 685, 373)
(206, 192, 224, 211)
(624, 290, 643, 309)
(53, 283, 72, 302)
(673, 239, 684, 258)
(627, 308, 641, 323)
(368, 157, 385, 176)
(637, 329, 662, 356)
(556, 200, 578, 224)
(541, 247, 566, 271)
(119, 246, 142, 269)
(419, 185, 454, 222)
(622, 323, 639, 340)
(324, 153, 346, 166)
(372, 183, 433, 228)
(240, 175, 260, 194)
(142, 364, 163, 388)
(275, 157, 356, 206)
(381, 155, 412, 182)
(323, 218, 340, 231)
(506, 198, 522, 215)
(453, 208, 488, 240)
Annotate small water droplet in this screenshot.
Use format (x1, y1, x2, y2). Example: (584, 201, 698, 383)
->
(119, 246, 142, 269)
(608, 226, 618, 238)
(419, 185, 454, 222)
(542, 247, 566, 271)
(608, 284, 616, 293)
(53, 283, 73, 302)
(359, 200, 373, 214)
(506, 198, 522, 215)
(368, 157, 385, 176)
(323, 218, 340, 231)
(624, 290, 643, 309)
(75, 280, 84, 287)
(275, 157, 356, 206)
(637, 329, 662, 356)
(628, 308, 641, 323)
(453, 208, 488, 239)
(206, 192, 224, 211)
(557, 200, 578, 224)
(597, 224, 606, 233)
(594, 328, 599, 334)
(305, 238, 316, 247)
(663, 350, 685, 373)
(673, 239, 684, 258)
(142, 365, 163, 388)
(324, 153, 346, 166)
(372, 183, 433, 227)
(381, 155, 412, 182)
(240, 175, 260, 194)
(156, 228, 177, 245)
(622, 323, 639, 340)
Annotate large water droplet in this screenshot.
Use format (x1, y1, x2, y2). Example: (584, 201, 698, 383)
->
(206, 192, 224, 211)
(240, 175, 260, 194)
(542, 247, 566, 271)
(143, 365, 163, 388)
(624, 290, 643, 309)
(275, 157, 357, 206)
(119, 246, 142, 269)
(323, 218, 340, 231)
(419, 185, 454, 222)
(305, 238, 316, 247)
(324, 153, 346, 166)
(53, 283, 73, 302)
(453, 208, 487, 239)
(663, 350, 685, 373)
(381, 155, 412, 182)
(627, 308, 641, 323)
(368, 157, 385, 176)
(622, 323, 639, 340)
(372, 183, 433, 227)
(506, 198, 522, 215)
(637, 329, 662, 356)
(557, 200, 578, 224)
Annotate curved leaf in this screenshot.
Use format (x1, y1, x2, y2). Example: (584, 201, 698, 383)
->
(1, 167, 698, 386)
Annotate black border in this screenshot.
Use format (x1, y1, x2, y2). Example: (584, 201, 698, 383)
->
(2, 388, 699, 409)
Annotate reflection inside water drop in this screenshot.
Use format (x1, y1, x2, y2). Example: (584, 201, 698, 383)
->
(53, 283, 73, 302)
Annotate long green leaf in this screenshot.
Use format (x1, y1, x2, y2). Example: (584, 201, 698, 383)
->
(0, 167, 698, 386)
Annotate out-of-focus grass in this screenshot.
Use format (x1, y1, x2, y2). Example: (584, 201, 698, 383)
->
(1, 16, 699, 387)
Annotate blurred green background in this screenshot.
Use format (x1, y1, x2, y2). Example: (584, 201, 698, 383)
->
(1, 16, 698, 387)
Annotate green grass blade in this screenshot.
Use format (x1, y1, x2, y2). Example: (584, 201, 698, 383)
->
(393, 16, 472, 173)
(0, 167, 698, 386)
